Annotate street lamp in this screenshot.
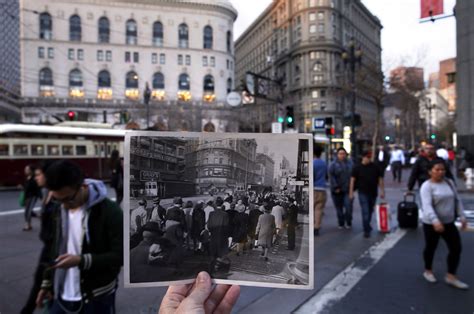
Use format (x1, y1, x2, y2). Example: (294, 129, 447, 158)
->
(424, 97, 435, 143)
(144, 82, 151, 129)
(342, 38, 362, 159)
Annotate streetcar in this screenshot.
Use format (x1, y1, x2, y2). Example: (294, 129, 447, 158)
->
(0, 123, 125, 186)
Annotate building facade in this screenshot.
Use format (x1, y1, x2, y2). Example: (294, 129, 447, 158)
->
(235, 0, 382, 137)
(17, 0, 238, 131)
(256, 153, 275, 186)
(438, 58, 456, 114)
(419, 87, 449, 137)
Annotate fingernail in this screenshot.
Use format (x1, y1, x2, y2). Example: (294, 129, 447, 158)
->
(198, 272, 209, 283)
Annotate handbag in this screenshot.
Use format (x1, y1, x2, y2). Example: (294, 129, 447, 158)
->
(444, 179, 459, 219)
(18, 191, 25, 207)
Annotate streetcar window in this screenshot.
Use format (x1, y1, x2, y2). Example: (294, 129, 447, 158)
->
(0, 144, 9, 156)
(62, 145, 74, 156)
(153, 142, 164, 152)
(76, 145, 87, 155)
(177, 147, 184, 157)
(13, 145, 28, 156)
(48, 145, 60, 156)
(31, 145, 45, 156)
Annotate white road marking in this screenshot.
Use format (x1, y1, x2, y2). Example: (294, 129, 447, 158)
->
(295, 228, 407, 314)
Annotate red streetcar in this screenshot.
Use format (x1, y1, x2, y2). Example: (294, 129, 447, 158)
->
(0, 123, 125, 186)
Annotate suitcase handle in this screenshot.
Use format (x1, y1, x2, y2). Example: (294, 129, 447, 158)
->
(404, 192, 416, 202)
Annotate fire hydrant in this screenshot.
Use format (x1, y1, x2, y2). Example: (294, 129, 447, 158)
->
(465, 168, 473, 190)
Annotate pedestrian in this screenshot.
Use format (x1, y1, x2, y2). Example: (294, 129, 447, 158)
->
(313, 144, 328, 236)
(436, 144, 449, 161)
(131, 199, 149, 249)
(408, 143, 455, 191)
(191, 201, 206, 252)
(226, 203, 238, 245)
(166, 197, 186, 231)
(21, 161, 60, 314)
(374, 145, 390, 178)
(389, 145, 405, 183)
(203, 200, 215, 227)
(328, 147, 353, 230)
(247, 203, 263, 249)
(21, 164, 42, 231)
(35, 160, 122, 313)
(183, 200, 194, 248)
(130, 221, 164, 281)
(256, 204, 276, 261)
(286, 198, 298, 250)
(271, 201, 284, 245)
(233, 204, 249, 256)
(207, 197, 230, 261)
(349, 151, 385, 238)
(149, 197, 166, 227)
(420, 160, 469, 289)
(109, 150, 123, 206)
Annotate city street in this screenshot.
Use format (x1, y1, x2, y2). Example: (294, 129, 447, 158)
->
(1, 170, 473, 313)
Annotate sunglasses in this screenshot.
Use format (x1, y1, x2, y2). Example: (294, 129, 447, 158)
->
(53, 187, 81, 204)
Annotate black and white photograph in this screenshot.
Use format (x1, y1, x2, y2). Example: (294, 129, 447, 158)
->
(124, 132, 313, 290)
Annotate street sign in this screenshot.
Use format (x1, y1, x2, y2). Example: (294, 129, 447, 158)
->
(272, 122, 283, 133)
(226, 92, 242, 107)
(313, 118, 326, 131)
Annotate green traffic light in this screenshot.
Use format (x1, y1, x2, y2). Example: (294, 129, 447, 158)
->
(287, 117, 294, 123)
(430, 134, 436, 139)
(384, 136, 390, 141)
(278, 117, 284, 123)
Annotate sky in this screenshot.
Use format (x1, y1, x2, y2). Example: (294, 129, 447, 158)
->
(230, 0, 457, 78)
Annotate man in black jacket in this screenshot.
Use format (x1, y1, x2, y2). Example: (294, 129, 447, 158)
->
(408, 143, 454, 191)
(36, 160, 123, 313)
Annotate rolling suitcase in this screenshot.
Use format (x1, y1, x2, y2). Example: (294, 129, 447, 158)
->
(397, 193, 419, 229)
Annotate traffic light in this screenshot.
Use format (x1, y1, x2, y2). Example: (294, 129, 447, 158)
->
(384, 135, 391, 142)
(325, 127, 335, 136)
(430, 133, 437, 140)
(325, 117, 335, 136)
(67, 111, 77, 121)
(278, 116, 284, 123)
(285, 106, 295, 128)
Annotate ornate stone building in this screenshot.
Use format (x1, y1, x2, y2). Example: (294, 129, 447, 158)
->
(235, 0, 382, 138)
(16, 0, 238, 131)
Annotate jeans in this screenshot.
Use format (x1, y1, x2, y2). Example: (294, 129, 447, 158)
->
(358, 193, 377, 233)
(423, 223, 462, 275)
(331, 192, 353, 227)
(24, 196, 38, 225)
(49, 291, 116, 314)
(391, 161, 402, 182)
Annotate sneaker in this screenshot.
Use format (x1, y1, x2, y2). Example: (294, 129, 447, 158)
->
(445, 277, 469, 290)
(423, 272, 437, 283)
(363, 232, 370, 238)
(345, 225, 352, 230)
(338, 226, 344, 230)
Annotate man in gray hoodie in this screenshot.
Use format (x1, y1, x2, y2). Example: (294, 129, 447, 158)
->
(328, 148, 353, 229)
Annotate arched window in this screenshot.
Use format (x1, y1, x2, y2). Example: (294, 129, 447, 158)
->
(98, 70, 111, 87)
(39, 13, 52, 40)
(178, 23, 189, 48)
(226, 31, 232, 53)
(39, 68, 53, 86)
(227, 78, 232, 94)
(178, 73, 190, 90)
(203, 75, 214, 93)
(69, 69, 83, 87)
(126, 19, 138, 45)
(69, 15, 81, 41)
(152, 72, 165, 89)
(153, 21, 163, 47)
(203, 25, 213, 49)
(313, 62, 323, 72)
(98, 17, 110, 43)
(126, 71, 139, 88)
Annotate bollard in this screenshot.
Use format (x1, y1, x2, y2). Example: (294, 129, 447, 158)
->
(465, 168, 473, 190)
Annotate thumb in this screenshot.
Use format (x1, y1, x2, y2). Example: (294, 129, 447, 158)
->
(186, 272, 212, 305)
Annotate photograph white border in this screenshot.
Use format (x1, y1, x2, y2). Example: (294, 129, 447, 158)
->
(123, 131, 314, 290)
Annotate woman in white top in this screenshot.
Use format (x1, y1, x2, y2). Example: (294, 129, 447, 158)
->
(420, 159, 468, 289)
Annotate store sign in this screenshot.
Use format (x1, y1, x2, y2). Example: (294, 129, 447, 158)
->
(140, 170, 161, 182)
(313, 118, 326, 130)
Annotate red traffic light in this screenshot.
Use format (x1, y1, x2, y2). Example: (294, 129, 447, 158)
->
(326, 127, 335, 136)
(67, 111, 76, 121)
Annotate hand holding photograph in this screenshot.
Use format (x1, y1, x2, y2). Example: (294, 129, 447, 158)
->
(124, 131, 314, 290)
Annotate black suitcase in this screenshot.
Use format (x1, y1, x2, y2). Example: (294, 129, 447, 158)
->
(397, 193, 419, 229)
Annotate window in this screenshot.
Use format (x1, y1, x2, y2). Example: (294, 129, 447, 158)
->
(39, 68, 53, 86)
(76, 146, 87, 155)
(227, 78, 232, 93)
(47, 145, 60, 156)
(69, 15, 81, 41)
(69, 69, 83, 98)
(210, 56, 215, 67)
(202, 56, 208, 67)
(98, 70, 111, 87)
(133, 52, 139, 63)
(178, 73, 190, 90)
(106, 50, 112, 61)
(126, 71, 139, 88)
(68, 48, 74, 60)
(152, 72, 165, 89)
(39, 12, 52, 40)
(314, 74, 324, 82)
(185, 55, 191, 66)
(153, 21, 163, 46)
(447, 72, 456, 84)
(309, 13, 316, 21)
(13, 145, 28, 156)
(310, 25, 317, 33)
(0, 144, 9, 156)
(178, 23, 189, 48)
(203, 25, 213, 49)
(318, 23, 325, 33)
(203, 75, 214, 93)
(310, 51, 325, 59)
(97, 50, 104, 61)
(312, 90, 319, 98)
(313, 62, 323, 71)
(320, 89, 326, 97)
(160, 53, 165, 64)
(38, 47, 45, 58)
(226, 31, 232, 53)
(48, 47, 54, 59)
(178, 54, 183, 65)
(126, 19, 138, 45)
(125, 51, 131, 62)
(152, 53, 157, 64)
(77, 49, 84, 60)
(318, 12, 324, 20)
(62, 145, 74, 156)
(98, 17, 110, 43)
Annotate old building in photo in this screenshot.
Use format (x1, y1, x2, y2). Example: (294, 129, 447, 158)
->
(14, 0, 238, 131)
(235, 0, 382, 137)
(256, 152, 275, 187)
